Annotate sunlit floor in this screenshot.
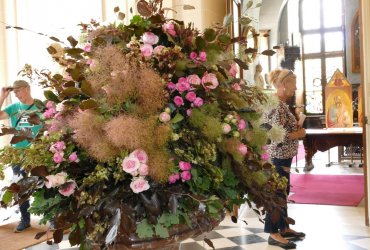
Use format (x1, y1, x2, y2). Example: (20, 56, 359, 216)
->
(1, 145, 368, 250)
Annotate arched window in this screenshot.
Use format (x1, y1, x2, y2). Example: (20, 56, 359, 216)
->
(299, 0, 345, 114)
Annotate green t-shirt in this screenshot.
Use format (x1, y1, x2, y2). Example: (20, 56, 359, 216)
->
(3, 102, 43, 148)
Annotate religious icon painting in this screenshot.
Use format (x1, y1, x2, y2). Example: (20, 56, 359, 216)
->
(325, 69, 353, 128)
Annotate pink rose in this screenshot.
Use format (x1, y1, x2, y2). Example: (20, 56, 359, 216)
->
(153, 45, 165, 55)
(69, 152, 79, 163)
(167, 82, 176, 91)
(83, 44, 91, 52)
(187, 74, 201, 86)
(238, 119, 246, 130)
(193, 97, 203, 107)
(59, 181, 77, 196)
(44, 175, 56, 188)
(238, 143, 248, 156)
(186, 109, 192, 116)
(53, 141, 66, 152)
(53, 152, 64, 164)
(130, 177, 150, 193)
(185, 92, 197, 102)
(163, 23, 177, 36)
(261, 153, 270, 161)
(168, 173, 180, 184)
(176, 81, 190, 93)
(229, 63, 238, 77)
(222, 123, 231, 134)
(190, 52, 197, 60)
(130, 149, 148, 164)
(122, 156, 141, 173)
(54, 172, 68, 186)
(181, 171, 192, 181)
(201, 72, 219, 90)
(198, 51, 207, 62)
(46, 101, 56, 109)
(138, 164, 149, 176)
(232, 83, 241, 91)
(159, 112, 171, 122)
(173, 96, 184, 106)
(142, 32, 159, 45)
(179, 161, 192, 171)
(140, 44, 153, 57)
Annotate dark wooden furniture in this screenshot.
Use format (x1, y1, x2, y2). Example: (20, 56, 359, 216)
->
(303, 127, 363, 168)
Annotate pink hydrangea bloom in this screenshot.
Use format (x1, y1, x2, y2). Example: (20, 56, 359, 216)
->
(142, 32, 159, 45)
(130, 177, 150, 193)
(159, 112, 171, 122)
(193, 97, 204, 107)
(238, 143, 248, 156)
(122, 156, 141, 174)
(185, 92, 197, 102)
(46, 101, 56, 109)
(173, 96, 184, 106)
(181, 171, 192, 181)
(59, 181, 77, 196)
(44, 108, 56, 119)
(130, 149, 148, 164)
(201, 72, 219, 90)
(179, 161, 192, 171)
(140, 44, 154, 57)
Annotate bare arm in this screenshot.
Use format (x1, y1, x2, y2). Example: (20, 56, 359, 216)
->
(0, 87, 11, 120)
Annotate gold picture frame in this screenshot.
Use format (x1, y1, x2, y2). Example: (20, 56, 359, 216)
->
(351, 11, 360, 73)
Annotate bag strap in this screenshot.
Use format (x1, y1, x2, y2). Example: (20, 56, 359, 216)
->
(14, 103, 35, 128)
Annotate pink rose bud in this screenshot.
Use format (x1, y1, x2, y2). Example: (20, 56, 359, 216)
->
(179, 161, 192, 171)
(130, 149, 149, 164)
(222, 123, 232, 134)
(190, 52, 197, 60)
(142, 32, 159, 45)
(122, 156, 141, 174)
(59, 181, 77, 197)
(238, 119, 246, 130)
(181, 171, 192, 181)
(185, 92, 197, 102)
(198, 51, 207, 62)
(53, 152, 64, 164)
(130, 177, 150, 193)
(69, 152, 79, 163)
(167, 82, 176, 91)
(159, 112, 171, 122)
(238, 143, 248, 156)
(140, 44, 154, 57)
(261, 153, 270, 161)
(168, 173, 180, 184)
(173, 96, 184, 106)
(176, 81, 190, 93)
(193, 97, 203, 107)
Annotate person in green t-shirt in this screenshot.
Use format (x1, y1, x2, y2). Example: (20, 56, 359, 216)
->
(0, 80, 42, 233)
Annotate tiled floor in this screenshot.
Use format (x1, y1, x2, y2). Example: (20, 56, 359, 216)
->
(1, 145, 369, 249)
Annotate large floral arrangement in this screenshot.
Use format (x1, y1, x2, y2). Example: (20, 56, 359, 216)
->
(0, 1, 286, 249)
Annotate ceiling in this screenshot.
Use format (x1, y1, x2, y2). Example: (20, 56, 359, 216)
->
(259, 0, 287, 30)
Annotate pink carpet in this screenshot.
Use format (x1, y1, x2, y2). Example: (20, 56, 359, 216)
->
(290, 174, 365, 206)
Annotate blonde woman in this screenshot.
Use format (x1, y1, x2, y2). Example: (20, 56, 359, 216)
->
(264, 69, 306, 249)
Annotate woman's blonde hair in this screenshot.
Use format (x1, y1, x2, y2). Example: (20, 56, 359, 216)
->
(268, 69, 296, 88)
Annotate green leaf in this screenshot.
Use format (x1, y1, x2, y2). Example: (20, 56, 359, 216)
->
(65, 48, 84, 59)
(183, 4, 195, 10)
(223, 13, 233, 27)
(155, 223, 169, 238)
(261, 49, 276, 56)
(79, 99, 98, 110)
(44, 90, 60, 103)
(204, 29, 217, 42)
(171, 113, 184, 123)
(136, 219, 154, 238)
(67, 36, 78, 48)
(1, 190, 13, 205)
(114, 6, 120, 12)
(46, 46, 57, 55)
(80, 80, 94, 96)
(255, 3, 262, 8)
(61, 87, 80, 97)
(158, 213, 179, 227)
(118, 12, 125, 20)
(217, 34, 231, 44)
(246, 0, 253, 9)
(195, 36, 206, 51)
(240, 16, 253, 26)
